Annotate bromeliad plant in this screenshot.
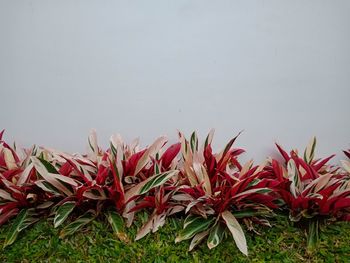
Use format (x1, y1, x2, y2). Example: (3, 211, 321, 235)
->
(269, 137, 350, 250)
(173, 131, 279, 255)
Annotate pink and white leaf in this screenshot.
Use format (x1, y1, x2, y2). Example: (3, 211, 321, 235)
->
(134, 136, 167, 176)
(221, 210, 248, 256)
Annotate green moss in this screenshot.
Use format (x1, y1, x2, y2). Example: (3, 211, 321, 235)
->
(0, 215, 349, 262)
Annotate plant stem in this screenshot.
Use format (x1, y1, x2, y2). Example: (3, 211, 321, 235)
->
(307, 219, 319, 251)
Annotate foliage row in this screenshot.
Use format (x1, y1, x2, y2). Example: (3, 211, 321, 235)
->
(1, 129, 349, 255)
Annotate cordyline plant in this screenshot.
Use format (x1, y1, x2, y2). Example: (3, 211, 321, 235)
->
(1, 129, 349, 255)
(269, 137, 350, 250)
(173, 131, 279, 255)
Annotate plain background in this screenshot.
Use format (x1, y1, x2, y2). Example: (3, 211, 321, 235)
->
(0, 1, 349, 163)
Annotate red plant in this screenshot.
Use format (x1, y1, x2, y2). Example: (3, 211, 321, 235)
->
(1, 129, 349, 252)
(0, 131, 51, 227)
(270, 137, 350, 249)
(174, 131, 279, 254)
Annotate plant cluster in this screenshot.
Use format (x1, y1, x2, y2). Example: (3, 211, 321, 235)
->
(0, 130, 349, 255)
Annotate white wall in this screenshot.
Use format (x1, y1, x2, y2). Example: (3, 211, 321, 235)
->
(1, 1, 349, 162)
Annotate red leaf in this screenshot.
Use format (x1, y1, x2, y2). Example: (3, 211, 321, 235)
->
(313, 155, 335, 172)
(204, 145, 217, 178)
(0, 129, 4, 141)
(58, 162, 74, 176)
(343, 150, 350, 159)
(275, 143, 290, 163)
(0, 208, 19, 226)
(123, 149, 146, 176)
(333, 198, 350, 211)
(161, 143, 181, 170)
(231, 148, 245, 157)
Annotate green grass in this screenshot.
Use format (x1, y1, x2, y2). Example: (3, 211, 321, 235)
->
(0, 214, 349, 262)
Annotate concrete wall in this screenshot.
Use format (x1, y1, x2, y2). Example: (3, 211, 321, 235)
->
(1, 1, 349, 162)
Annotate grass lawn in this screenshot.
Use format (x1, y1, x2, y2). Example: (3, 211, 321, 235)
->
(0, 213, 349, 262)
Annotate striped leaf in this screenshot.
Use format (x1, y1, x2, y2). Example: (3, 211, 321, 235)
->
(134, 136, 167, 176)
(0, 189, 16, 201)
(17, 163, 34, 186)
(88, 129, 99, 154)
(287, 159, 301, 198)
(304, 137, 317, 164)
(110, 134, 124, 177)
(54, 201, 76, 228)
(3, 148, 18, 170)
(135, 212, 166, 241)
(189, 230, 209, 251)
(341, 160, 350, 173)
(59, 210, 95, 238)
(32, 157, 78, 196)
(221, 210, 248, 256)
(37, 157, 59, 174)
(124, 170, 178, 201)
(207, 222, 225, 249)
(234, 188, 272, 199)
(193, 161, 212, 195)
(217, 131, 242, 162)
(4, 209, 38, 247)
(175, 215, 215, 243)
(190, 131, 198, 152)
(204, 129, 215, 149)
(106, 211, 129, 242)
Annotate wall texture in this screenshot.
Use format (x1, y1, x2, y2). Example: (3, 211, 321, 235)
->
(1, 1, 349, 162)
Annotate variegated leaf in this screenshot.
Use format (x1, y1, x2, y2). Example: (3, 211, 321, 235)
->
(106, 211, 129, 242)
(134, 136, 167, 176)
(17, 163, 34, 186)
(54, 201, 76, 228)
(175, 215, 214, 243)
(3, 148, 18, 170)
(32, 157, 77, 196)
(204, 129, 215, 149)
(234, 188, 271, 199)
(83, 187, 107, 200)
(189, 230, 209, 251)
(193, 161, 212, 195)
(239, 160, 254, 178)
(0, 189, 16, 201)
(304, 137, 316, 164)
(207, 221, 225, 249)
(123, 200, 136, 227)
(124, 170, 178, 201)
(59, 210, 95, 238)
(190, 131, 199, 153)
(341, 160, 350, 173)
(88, 129, 99, 154)
(217, 131, 242, 161)
(304, 173, 332, 194)
(135, 212, 166, 241)
(221, 210, 248, 256)
(287, 159, 301, 197)
(4, 209, 38, 247)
